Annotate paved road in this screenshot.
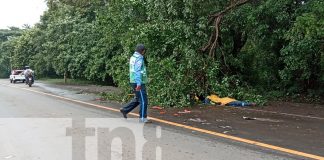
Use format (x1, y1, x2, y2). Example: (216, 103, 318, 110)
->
(0, 79, 306, 160)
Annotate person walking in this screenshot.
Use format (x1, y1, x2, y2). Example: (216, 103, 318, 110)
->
(120, 44, 151, 123)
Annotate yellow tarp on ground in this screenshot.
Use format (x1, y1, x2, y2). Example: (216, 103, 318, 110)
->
(206, 94, 236, 106)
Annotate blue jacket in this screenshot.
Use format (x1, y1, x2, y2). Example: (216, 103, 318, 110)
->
(129, 52, 147, 85)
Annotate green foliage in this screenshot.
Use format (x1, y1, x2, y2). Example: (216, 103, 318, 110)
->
(208, 75, 267, 105)
(0, 0, 323, 107)
(0, 28, 22, 77)
(279, 0, 324, 92)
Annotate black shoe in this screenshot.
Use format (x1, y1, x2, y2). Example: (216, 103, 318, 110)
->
(120, 109, 127, 119)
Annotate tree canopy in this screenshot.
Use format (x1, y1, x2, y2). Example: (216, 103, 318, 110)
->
(0, 0, 323, 106)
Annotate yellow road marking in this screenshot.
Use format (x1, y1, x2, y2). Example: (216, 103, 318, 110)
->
(2, 83, 324, 160)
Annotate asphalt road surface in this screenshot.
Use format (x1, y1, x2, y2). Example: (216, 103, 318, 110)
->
(0, 79, 310, 160)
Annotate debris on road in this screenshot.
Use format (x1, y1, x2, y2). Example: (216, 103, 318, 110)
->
(242, 116, 282, 122)
(159, 111, 166, 114)
(152, 106, 163, 110)
(189, 118, 206, 123)
(243, 116, 256, 120)
(254, 118, 282, 123)
(219, 126, 232, 129)
(178, 109, 191, 114)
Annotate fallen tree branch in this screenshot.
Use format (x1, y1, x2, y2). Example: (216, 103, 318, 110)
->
(209, 0, 250, 19)
(201, 0, 251, 57)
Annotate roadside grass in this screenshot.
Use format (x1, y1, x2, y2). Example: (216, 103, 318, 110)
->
(38, 78, 96, 86)
(99, 92, 128, 102)
(39, 78, 126, 102)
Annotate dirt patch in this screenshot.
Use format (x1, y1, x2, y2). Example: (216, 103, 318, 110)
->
(249, 101, 324, 118)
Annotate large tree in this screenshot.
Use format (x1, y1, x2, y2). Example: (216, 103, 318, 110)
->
(1, 0, 322, 106)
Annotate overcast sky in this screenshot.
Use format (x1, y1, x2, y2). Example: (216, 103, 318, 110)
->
(0, 0, 48, 29)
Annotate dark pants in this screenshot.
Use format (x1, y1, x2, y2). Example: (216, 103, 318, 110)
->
(121, 83, 148, 118)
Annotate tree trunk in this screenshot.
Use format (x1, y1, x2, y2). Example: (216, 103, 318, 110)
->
(64, 72, 67, 84)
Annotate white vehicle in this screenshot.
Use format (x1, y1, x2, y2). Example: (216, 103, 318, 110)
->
(9, 70, 25, 83)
